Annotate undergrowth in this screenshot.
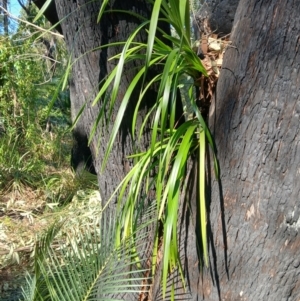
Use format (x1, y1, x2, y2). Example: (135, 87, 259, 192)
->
(0, 11, 99, 300)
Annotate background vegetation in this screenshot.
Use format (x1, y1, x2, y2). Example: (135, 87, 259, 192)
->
(0, 4, 98, 300)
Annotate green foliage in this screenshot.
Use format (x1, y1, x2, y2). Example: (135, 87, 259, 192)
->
(0, 36, 40, 131)
(21, 203, 157, 301)
(0, 22, 70, 194)
(90, 0, 219, 297)
(0, 5, 121, 301)
(43, 170, 98, 206)
(0, 131, 43, 192)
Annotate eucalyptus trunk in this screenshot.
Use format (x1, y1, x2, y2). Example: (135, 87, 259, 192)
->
(202, 0, 300, 300)
(55, 0, 161, 202)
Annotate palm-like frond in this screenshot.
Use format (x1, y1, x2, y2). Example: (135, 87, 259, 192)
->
(21, 204, 157, 301)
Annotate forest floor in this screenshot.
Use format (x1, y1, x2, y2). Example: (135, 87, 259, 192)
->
(0, 174, 99, 300)
(1, 177, 56, 299)
(0, 181, 66, 300)
(0, 130, 99, 300)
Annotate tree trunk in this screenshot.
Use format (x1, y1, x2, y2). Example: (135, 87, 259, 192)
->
(201, 0, 300, 300)
(193, 0, 239, 38)
(55, 0, 162, 202)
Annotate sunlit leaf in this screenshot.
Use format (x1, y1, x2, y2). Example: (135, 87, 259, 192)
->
(33, 0, 52, 22)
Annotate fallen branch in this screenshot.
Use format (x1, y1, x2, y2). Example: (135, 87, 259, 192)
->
(0, 6, 63, 38)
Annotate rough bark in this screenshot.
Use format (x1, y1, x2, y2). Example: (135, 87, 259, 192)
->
(193, 0, 239, 37)
(201, 0, 300, 300)
(54, 0, 159, 202)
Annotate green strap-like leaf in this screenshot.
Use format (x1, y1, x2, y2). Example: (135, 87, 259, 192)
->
(97, 0, 111, 23)
(199, 128, 208, 266)
(33, 0, 52, 22)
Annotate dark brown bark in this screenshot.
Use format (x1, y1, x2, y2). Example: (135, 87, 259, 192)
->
(54, 0, 158, 202)
(200, 0, 300, 300)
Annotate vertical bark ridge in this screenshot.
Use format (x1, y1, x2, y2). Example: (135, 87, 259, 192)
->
(204, 0, 300, 300)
